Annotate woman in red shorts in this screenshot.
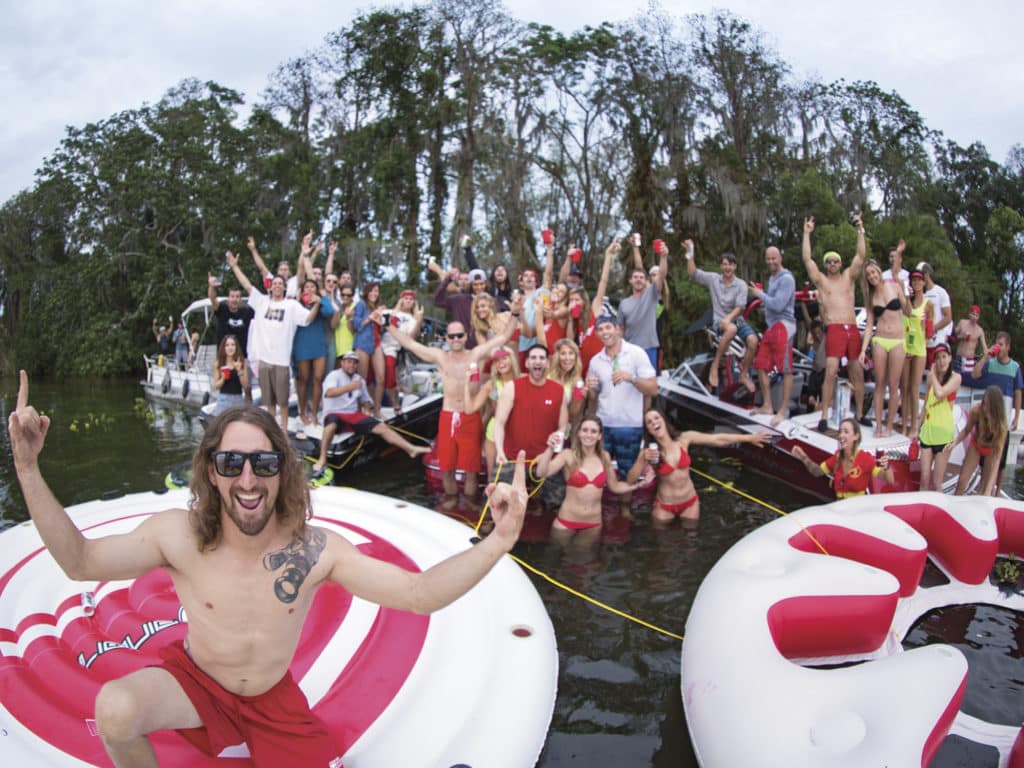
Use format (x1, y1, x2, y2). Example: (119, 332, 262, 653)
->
(633, 408, 771, 524)
(952, 384, 1008, 496)
(534, 417, 647, 542)
(794, 417, 895, 499)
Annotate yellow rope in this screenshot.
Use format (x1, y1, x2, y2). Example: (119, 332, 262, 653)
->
(508, 553, 684, 641)
(687, 465, 830, 556)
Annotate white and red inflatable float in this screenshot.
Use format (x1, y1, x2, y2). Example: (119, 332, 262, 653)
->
(0, 487, 557, 767)
(682, 492, 1024, 767)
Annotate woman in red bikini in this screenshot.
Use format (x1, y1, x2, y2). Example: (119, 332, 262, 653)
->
(952, 384, 1008, 496)
(534, 417, 649, 541)
(634, 408, 771, 524)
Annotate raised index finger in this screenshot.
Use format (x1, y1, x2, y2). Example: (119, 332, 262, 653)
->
(511, 450, 527, 493)
(17, 369, 29, 410)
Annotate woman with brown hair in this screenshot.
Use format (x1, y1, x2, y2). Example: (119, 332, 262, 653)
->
(952, 385, 1008, 496)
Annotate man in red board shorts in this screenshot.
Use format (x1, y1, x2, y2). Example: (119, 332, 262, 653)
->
(802, 214, 870, 433)
(386, 297, 522, 502)
(8, 371, 529, 767)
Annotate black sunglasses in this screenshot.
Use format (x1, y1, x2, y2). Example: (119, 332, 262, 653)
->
(340, 292, 353, 297)
(447, 332, 466, 339)
(212, 450, 283, 478)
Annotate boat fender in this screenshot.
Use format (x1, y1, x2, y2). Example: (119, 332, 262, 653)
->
(181, 379, 190, 400)
(161, 373, 171, 394)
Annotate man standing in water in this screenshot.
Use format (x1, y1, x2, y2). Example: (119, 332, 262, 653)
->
(801, 214, 869, 432)
(386, 296, 521, 502)
(7, 371, 528, 767)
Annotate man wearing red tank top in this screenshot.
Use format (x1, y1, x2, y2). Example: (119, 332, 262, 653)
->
(493, 344, 569, 505)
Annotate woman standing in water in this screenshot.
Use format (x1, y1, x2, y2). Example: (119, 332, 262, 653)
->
(794, 417, 895, 499)
(635, 408, 771, 524)
(534, 417, 648, 541)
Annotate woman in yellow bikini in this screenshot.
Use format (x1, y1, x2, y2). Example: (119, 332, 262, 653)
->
(463, 346, 519, 478)
(859, 250, 911, 437)
(901, 270, 932, 437)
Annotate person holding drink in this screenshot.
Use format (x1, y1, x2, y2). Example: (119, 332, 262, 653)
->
(793, 418, 895, 499)
(213, 335, 249, 415)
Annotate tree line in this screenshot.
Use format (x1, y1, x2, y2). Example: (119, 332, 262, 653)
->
(1, 0, 1022, 376)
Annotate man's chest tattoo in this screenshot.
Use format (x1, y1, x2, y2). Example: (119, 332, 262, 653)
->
(263, 528, 326, 603)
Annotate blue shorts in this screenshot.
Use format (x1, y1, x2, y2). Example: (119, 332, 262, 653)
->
(734, 319, 756, 342)
(603, 426, 644, 478)
(644, 347, 659, 370)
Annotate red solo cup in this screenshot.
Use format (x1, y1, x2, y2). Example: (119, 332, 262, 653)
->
(652, 239, 665, 254)
(908, 439, 920, 461)
(754, 282, 763, 291)
(570, 247, 582, 263)
(991, 344, 1002, 358)
(263, 275, 273, 290)
(570, 304, 583, 319)
(469, 363, 480, 383)
(221, 366, 232, 379)
(573, 379, 585, 401)
(541, 229, 554, 245)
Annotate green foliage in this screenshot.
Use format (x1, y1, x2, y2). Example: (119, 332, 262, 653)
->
(2, 0, 1023, 374)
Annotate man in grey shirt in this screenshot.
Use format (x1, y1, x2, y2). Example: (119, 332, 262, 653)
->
(686, 241, 756, 392)
(619, 238, 669, 370)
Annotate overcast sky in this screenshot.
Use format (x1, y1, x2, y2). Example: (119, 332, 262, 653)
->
(3, 0, 1022, 204)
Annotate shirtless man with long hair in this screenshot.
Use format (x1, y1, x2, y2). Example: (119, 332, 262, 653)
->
(8, 372, 528, 767)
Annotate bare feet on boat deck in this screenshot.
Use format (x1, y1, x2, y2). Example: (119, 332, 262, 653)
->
(770, 410, 788, 427)
(752, 404, 774, 416)
(739, 373, 756, 393)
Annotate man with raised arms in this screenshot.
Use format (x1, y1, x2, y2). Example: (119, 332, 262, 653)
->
(7, 372, 528, 767)
(385, 294, 522, 502)
(802, 214, 869, 432)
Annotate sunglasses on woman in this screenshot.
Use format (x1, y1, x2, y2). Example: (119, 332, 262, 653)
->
(447, 332, 466, 339)
(212, 450, 283, 478)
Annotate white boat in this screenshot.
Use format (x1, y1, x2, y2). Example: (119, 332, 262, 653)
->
(682, 492, 1024, 767)
(0, 488, 558, 766)
(141, 297, 245, 408)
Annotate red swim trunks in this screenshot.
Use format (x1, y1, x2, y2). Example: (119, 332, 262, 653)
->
(436, 410, 483, 473)
(753, 322, 794, 374)
(155, 641, 342, 767)
(825, 323, 862, 360)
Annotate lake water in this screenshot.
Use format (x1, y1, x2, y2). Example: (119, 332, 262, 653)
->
(1, 375, 1022, 767)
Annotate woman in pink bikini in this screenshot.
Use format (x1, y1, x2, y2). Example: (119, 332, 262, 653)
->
(634, 408, 771, 524)
(534, 417, 649, 541)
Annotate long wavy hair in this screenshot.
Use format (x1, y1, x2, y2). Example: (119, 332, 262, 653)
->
(643, 407, 682, 443)
(470, 293, 498, 340)
(548, 338, 582, 387)
(215, 334, 242, 370)
(977, 385, 1008, 448)
(860, 259, 883, 312)
(189, 406, 310, 551)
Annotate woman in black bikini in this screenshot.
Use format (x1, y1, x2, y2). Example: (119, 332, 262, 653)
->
(534, 417, 648, 541)
(633, 408, 771, 524)
(859, 252, 911, 437)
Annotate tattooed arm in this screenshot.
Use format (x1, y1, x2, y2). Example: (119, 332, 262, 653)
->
(325, 452, 528, 613)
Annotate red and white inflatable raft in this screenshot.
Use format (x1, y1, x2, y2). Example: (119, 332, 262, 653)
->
(0, 487, 557, 767)
(682, 492, 1024, 767)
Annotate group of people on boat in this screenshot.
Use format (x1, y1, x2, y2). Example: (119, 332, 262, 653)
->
(190, 216, 1020, 521)
(687, 214, 1021, 501)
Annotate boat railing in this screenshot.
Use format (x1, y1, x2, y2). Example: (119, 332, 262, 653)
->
(663, 359, 713, 398)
